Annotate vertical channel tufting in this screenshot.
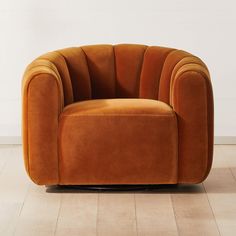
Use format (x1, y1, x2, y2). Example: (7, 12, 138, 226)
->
(113, 45, 117, 98)
(58, 47, 92, 102)
(139, 46, 175, 100)
(38, 51, 74, 106)
(114, 44, 147, 98)
(79, 47, 92, 98)
(81, 45, 116, 99)
(158, 50, 191, 104)
(52, 45, 198, 104)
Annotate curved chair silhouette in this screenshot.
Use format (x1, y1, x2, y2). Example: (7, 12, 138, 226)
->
(22, 44, 214, 185)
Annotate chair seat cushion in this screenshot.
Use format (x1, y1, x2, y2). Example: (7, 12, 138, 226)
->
(58, 99, 178, 184)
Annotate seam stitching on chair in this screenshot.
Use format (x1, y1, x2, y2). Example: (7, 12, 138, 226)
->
(172, 111, 179, 183)
(55, 50, 75, 103)
(166, 53, 190, 104)
(175, 75, 180, 182)
(61, 114, 176, 117)
(158, 49, 178, 99)
(58, 116, 67, 184)
(138, 46, 148, 97)
(26, 71, 63, 111)
(139, 46, 149, 97)
(81, 47, 93, 98)
(168, 53, 191, 104)
(24, 62, 64, 108)
(26, 59, 60, 77)
(156, 49, 177, 99)
(170, 61, 209, 104)
(113, 45, 117, 98)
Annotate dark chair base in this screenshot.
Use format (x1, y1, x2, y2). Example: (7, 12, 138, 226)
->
(46, 184, 180, 193)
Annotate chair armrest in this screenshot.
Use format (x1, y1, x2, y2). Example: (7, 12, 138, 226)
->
(169, 56, 214, 183)
(22, 58, 64, 184)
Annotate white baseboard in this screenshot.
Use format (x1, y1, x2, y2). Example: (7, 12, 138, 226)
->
(0, 136, 236, 145)
(214, 136, 236, 145)
(0, 136, 22, 145)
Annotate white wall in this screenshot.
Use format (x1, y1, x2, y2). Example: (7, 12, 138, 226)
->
(0, 0, 236, 140)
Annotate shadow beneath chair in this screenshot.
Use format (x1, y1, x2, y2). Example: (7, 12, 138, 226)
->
(46, 184, 204, 194)
(45, 167, 236, 194)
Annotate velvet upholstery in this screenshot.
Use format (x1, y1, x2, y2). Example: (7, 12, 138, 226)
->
(22, 44, 214, 185)
(59, 99, 178, 184)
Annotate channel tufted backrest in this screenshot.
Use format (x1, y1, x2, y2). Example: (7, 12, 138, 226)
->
(58, 44, 150, 102)
(37, 44, 207, 106)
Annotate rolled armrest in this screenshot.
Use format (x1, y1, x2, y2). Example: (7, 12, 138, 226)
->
(22, 59, 64, 184)
(169, 56, 214, 183)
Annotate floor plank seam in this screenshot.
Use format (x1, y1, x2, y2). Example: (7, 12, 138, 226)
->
(0, 153, 7, 176)
(17, 183, 31, 217)
(53, 193, 62, 236)
(0, 159, 7, 177)
(12, 183, 31, 236)
(170, 194, 180, 236)
(202, 183, 222, 236)
(96, 193, 99, 236)
(230, 168, 236, 182)
(134, 194, 138, 236)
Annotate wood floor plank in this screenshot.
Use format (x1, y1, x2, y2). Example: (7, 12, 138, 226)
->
(0, 145, 30, 235)
(212, 145, 229, 169)
(14, 184, 61, 236)
(204, 168, 236, 236)
(0, 146, 8, 174)
(0, 202, 23, 236)
(220, 145, 236, 167)
(97, 193, 137, 236)
(0, 160, 6, 175)
(55, 193, 98, 236)
(0, 145, 22, 176)
(171, 184, 220, 236)
(135, 193, 178, 236)
(1, 145, 236, 236)
(213, 145, 236, 168)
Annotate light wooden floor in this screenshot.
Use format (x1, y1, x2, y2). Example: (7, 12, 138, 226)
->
(0, 145, 236, 236)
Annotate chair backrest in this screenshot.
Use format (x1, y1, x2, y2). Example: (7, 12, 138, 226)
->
(39, 44, 192, 106)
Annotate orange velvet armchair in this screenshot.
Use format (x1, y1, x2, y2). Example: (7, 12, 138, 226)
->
(22, 44, 214, 185)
